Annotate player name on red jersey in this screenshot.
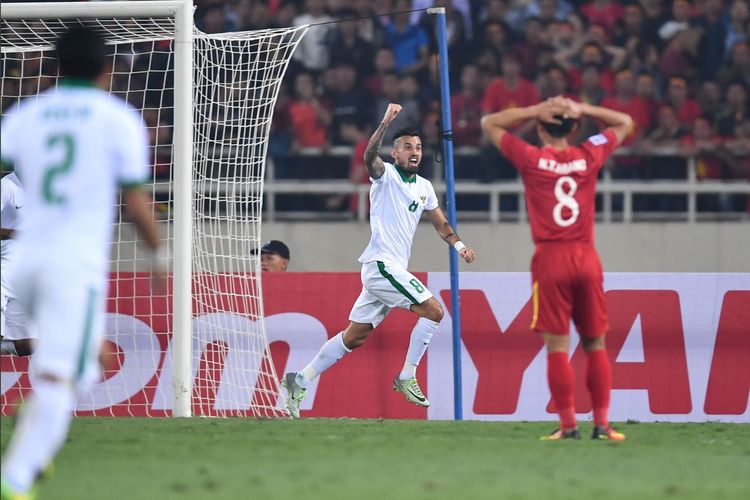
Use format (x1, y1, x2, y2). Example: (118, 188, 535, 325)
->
(537, 158, 587, 174)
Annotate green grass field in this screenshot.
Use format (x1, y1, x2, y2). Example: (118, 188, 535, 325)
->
(2, 418, 749, 499)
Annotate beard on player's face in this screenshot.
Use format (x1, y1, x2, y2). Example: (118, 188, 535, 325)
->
(393, 139, 422, 173)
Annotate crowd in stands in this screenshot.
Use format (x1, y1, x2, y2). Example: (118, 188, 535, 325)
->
(1, 0, 747, 214)
(191, 0, 750, 194)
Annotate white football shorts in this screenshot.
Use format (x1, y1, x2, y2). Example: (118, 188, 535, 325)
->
(1, 286, 35, 341)
(7, 257, 105, 388)
(348, 260, 433, 328)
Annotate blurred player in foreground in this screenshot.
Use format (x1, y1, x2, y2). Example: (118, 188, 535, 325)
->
(282, 103, 476, 418)
(0, 26, 166, 499)
(1, 172, 36, 357)
(481, 96, 632, 441)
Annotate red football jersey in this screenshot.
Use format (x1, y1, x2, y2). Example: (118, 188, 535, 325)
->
(500, 129, 618, 244)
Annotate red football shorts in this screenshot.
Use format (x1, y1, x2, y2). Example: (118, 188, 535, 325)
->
(530, 242, 608, 337)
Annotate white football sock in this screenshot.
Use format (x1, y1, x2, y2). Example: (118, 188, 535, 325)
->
(2, 379, 74, 493)
(1, 339, 19, 356)
(399, 317, 440, 380)
(296, 331, 351, 388)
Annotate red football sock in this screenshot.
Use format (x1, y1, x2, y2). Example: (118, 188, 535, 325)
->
(547, 352, 576, 430)
(586, 349, 612, 428)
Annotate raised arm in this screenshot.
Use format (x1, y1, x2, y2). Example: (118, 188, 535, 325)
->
(426, 207, 476, 264)
(566, 99, 633, 146)
(364, 103, 402, 179)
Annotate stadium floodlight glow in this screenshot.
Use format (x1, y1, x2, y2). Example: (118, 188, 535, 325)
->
(1, 1, 307, 418)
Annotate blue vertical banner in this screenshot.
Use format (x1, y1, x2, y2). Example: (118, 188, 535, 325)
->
(429, 7, 462, 421)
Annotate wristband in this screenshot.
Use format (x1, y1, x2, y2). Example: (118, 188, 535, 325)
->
(148, 245, 169, 272)
(453, 241, 466, 252)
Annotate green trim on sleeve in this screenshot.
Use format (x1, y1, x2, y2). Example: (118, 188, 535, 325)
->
(0, 157, 15, 173)
(377, 261, 418, 304)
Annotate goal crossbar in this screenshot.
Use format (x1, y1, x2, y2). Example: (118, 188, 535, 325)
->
(0, 1, 189, 20)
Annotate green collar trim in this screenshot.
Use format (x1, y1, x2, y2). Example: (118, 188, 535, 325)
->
(59, 78, 96, 89)
(394, 164, 417, 183)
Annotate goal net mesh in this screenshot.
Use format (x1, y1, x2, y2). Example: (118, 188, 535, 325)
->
(1, 14, 306, 417)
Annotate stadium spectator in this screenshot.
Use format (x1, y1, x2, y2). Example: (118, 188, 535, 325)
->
(199, 2, 236, 33)
(717, 41, 750, 89)
(601, 68, 651, 144)
(725, 0, 749, 57)
(482, 53, 540, 115)
(231, 0, 272, 31)
(328, 61, 372, 146)
(665, 76, 702, 124)
(640, 0, 671, 46)
(506, 0, 575, 30)
(635, 71, 660, 124)
(254, 240, 291, 272)
(694, 0, 728, 81)
(578, 63, 606, 105)
(364, 47, 397, 96)
(658, 0, 693, 42)
(697, 80, 724, 122)
(328, 10, 375, 78)
(451, 63, 485, 147)
(581, 0, 625, 34)
(372, 73, 421, 133)
(537, 64, 574, 101)
(292, 0, 334, 72)
(716, 82, 749, 138)
(555, 41, 620, 94)
(351, 0, 388, 47)
(385, 0, 431, 76)
(513, 17, 548, 80)
(288, 72, 331, 149)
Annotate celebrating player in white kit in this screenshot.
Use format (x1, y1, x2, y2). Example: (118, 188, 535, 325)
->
(282, 103, 476, 418)
(0, 26, 166, 499)
(1, 172, 36, 357)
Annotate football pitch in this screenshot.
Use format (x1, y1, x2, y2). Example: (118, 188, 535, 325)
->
(2, 418, 749, 500)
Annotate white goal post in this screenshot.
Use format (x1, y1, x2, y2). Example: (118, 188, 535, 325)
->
(1, 1, 306, 417)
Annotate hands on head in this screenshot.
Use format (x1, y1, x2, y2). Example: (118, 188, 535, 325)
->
(537, 96, 582, 124)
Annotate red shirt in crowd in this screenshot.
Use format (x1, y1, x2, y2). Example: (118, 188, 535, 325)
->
(481, 78, 540, 113)
(451, 93, 483, 146)
(499, 129, 619, 244)
(600, 96, 650, 144)
(580, 1, 625, 33)
(674, 99, 702, 124)
(288, 101, 328, 147)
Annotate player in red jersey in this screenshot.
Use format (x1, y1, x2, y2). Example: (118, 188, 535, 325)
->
(481, 96, 633, 441)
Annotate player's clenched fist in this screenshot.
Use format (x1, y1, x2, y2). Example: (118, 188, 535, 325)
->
(382, 103, 402, 125)
(459, 246, 476, 264)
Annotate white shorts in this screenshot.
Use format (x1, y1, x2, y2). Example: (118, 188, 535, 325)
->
(348, 261, 433, 328)
(8, 258, 106, 387)
(1, 287, 35, 341)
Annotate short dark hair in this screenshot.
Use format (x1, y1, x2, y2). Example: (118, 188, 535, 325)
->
(540, 116, 578, 138)
(392, 127, 422, 142)
(55, 25, 107, 80)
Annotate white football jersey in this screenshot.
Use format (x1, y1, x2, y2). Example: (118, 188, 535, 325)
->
(358, 162, 438, 268)
(0, 81, 149, 274)
(1, 172, 24, 294)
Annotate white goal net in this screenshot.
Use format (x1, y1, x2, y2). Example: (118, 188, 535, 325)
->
(1, 1, 306, 417)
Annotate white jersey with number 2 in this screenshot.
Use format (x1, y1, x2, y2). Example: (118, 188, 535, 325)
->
(358, 162, 438, 268)
(0, 82, 150, 274)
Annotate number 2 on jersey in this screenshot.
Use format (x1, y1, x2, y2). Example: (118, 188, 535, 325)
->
(553, 175, 579, 227)
(44, 133, 75, 205)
